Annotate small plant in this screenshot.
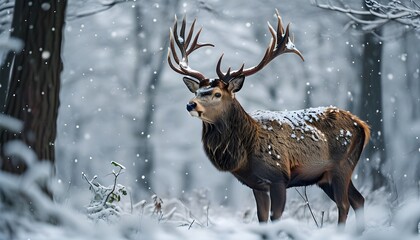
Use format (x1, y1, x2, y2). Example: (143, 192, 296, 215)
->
(104, 161, 127, 205)
(152, 194, 164, 221)
(82, 161, 129, 222)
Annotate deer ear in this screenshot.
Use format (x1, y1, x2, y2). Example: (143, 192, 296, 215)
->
(227, 75, 245, 93)
(183, 77, 200, 93)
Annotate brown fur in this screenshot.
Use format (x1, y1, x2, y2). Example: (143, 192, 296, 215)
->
(202, 100, 258, 172)
(195, 89, 369, 226)
(207, 105, 370, 187)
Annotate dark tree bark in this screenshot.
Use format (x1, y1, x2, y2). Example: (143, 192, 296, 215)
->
(358, 29, 389, 191)
(0, 0, 67, 174)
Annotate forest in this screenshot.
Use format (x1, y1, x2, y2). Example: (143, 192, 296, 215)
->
(0, 0, 419, 239)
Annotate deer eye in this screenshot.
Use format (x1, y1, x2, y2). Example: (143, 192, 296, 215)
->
(214, 92, 222, 98)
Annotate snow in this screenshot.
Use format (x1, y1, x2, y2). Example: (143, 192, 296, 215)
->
(41, 2, 51, 11)
(1, 141, 420, 240)
(0, 36, 23, 54)
(41, 50, 51, 59)
(0, 114, 23, 133)
(3, 187, 420, 240)
(251, 107, 328, 141)
(285, 38, 296, 50)
(251, 107, 326, 127)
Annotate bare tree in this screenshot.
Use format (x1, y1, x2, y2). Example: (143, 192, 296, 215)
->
(131, 0, 180, 192)
(358, 27, 388, 191)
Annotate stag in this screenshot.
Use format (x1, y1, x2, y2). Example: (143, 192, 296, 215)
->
(167, 11, 370, 227)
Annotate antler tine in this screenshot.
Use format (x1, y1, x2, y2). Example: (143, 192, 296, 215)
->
(235, 63, 245, 76)
(284, 24, 305, 61)
(216, 54, 246, 83)
(185, 18, 196, 47)
(241, 11, 304, 76)
(172, 16, 183, 57)
(267, 21, 277, 60)
(216, 54, 225, 80)
(169, 26, 180, 64)
(187, 28, 214, 55)
(167, 15, 214, 81)
(217, 10, 304, 81)
(180, 15, 187, 45)
(275, 9, 284, 37)
(167, 48, 185, 75)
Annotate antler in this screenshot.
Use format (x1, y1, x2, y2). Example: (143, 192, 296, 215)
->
(217, 9, 304, 83)
(167, 15, 214, 81)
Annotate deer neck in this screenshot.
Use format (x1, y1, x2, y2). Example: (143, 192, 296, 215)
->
(201, 99, 258, 172)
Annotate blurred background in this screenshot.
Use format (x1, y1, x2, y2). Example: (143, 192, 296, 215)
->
(51, 0, 419, 213)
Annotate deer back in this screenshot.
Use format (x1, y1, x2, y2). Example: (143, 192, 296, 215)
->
(250, 107, 370, 185)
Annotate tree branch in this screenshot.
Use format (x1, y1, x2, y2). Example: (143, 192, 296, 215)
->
(315, 0, 420, 35)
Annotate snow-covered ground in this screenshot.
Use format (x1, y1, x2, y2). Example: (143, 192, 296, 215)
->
(1, 159, 419, 240)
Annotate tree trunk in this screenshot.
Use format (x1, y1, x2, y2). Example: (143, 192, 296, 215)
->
(0, 0, 67, 175)
(358, 29, 389, 191)
(133, 0, 179, 193)
(404, 32, 420, 120)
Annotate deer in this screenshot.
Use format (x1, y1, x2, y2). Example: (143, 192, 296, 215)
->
(167, 10, 370, 228)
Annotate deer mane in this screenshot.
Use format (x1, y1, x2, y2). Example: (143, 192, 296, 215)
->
(201, 99, 258, 172)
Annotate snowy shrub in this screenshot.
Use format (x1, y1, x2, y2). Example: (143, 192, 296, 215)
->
(0, 140, 87, 239)
(82, 161, 129, 222)
(82, 161, 201, 228)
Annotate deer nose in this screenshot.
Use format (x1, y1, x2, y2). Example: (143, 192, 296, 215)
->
(186, 102, 197, 112)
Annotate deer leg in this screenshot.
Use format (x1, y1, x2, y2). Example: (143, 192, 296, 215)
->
(318, 183, 335, 202)
(269, 182, 287, 221)
(331, 175, 350, 225)
(348, 180, 365, 232)
(252, 189, 270, 222)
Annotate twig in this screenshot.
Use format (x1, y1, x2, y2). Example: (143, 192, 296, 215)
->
(205, 205, 210, 227)
(103, 164, 124, 205)
(81, 172, 97, 189)
(0, 1, 14, 13)
(129, 191, 133, 214)
(295, 187, 319, 228)
(321, 211, 325, 228)
(188, 219, 195, 230)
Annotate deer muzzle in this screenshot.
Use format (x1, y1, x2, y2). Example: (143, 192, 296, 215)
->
(186, 101, 201, 117)
(186, 101, 197, 112)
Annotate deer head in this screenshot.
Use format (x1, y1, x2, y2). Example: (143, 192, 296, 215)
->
(168, 10, 304, 124)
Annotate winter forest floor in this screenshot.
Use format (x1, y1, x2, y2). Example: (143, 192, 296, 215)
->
(1, 160, 419, 240)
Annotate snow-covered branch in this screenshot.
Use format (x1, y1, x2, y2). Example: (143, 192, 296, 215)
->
(0, 0, 13, 34)
(315, 0, 420, 34)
